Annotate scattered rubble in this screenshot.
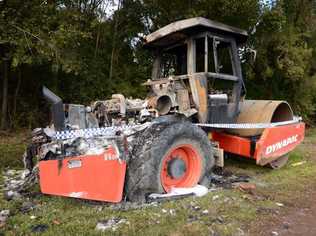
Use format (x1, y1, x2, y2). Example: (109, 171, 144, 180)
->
(2, 167, 38, 201)
(291, 161, 306, 167)
(169, 209, 176, 216)
(148, 185, 208, 200)
(187, 214, 199, 223)
(283, 221, 290, 229)
(0, 210, 10, 228)
(210, 168, 251, 189)
(20, 201, 37, 213)
(235, 182, 256, 194)
(31, 224, 49, 233)
(235, 228, 245, 236)
(95, 217, 129, 231)
(202, 209, 209, 215)
(212, 195, 220, 201)
(53, 220, 61, 225)
(2, 161, 255, 209)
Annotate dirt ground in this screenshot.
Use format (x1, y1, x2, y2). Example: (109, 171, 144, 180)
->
(252, 186, 316, 236)
(253, 140, 316, 236)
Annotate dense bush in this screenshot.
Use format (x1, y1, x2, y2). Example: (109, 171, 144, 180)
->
(0, 0, 315, 129)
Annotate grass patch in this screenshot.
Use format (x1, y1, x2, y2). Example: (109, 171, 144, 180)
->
(1, 129, 316, 235)
(0, 131, 28, 170)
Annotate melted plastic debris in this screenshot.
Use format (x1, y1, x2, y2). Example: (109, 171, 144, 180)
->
(95, 217, 129, 231)
(148, 184, 208, 200)
(2, 168, 38, 200)
(0, 210, 10, 227)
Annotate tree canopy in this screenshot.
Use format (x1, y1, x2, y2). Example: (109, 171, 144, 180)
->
(0, 0, 315, 129)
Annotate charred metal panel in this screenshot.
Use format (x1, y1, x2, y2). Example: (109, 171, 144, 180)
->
(189, 73, 208, 123)
(145, 17, 248, 47)
(42, 87, 65, 131)
(68, 104, 86, 129)
(177, 89, 190, 112)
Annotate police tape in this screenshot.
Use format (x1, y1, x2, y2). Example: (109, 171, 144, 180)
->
(54, 117, 302, 140)
(195, 116, 302, 129)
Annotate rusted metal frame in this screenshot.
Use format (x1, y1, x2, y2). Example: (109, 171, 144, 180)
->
(151, 39, 188, 80)
(151, 50, 162, 80)
(162, 39, 187, 52)
(213, 37, 219, 73)
(205, 35, 208, 73)
(230, 39, 244, 117)
(187, 37, 196, 75)
(186, 36, 209, 122)
(211, 35, 237, 75)
(206, 33, 244, 119)
(144, 72, 238, 86)
(206, 72, 238, 81)
(144, 17, 248, 46)
(190, 32, 209, 73)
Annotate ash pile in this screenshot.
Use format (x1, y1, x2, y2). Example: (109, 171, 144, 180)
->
(2, 167, 37, 201)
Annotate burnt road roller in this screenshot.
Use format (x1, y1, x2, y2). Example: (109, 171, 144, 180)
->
(24, 17, 305, 202)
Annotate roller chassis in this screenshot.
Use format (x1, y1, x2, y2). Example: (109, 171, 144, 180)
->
(25, 17, 305, 203)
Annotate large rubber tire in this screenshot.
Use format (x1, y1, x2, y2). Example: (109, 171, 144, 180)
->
(125, 116, 215, 202)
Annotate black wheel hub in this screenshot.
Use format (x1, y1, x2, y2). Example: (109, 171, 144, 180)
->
(167, 158, 186, 179)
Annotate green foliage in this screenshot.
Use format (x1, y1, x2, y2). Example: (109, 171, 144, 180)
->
(246, 0, 316, 122)
(0, 0, 315, 128)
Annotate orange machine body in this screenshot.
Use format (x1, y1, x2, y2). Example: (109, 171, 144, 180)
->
(211, 122, 305, 165)
(38, 123, 305, 203)
(39, 146, 126, 203)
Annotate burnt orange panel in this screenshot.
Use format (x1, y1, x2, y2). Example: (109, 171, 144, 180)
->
(39, 150, 126, 203)
(211, 122, 305, 165)
(211, 132, 253, 158)
(255, 122, 305, 164)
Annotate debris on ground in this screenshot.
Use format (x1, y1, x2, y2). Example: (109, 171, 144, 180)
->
(291, 161, 306, 167)
(187, 214, 199, 223)
(20, 201, 37, 213)
(0, 210, 10, 228)
(202, 209, 209, 215)
(107, 201, 159, 211)
(212, 195, 220, 201)
(95, 217, 129, 231)
(31, 224, 49, 233)
(210, 168, 251, 189)
(271, 231, 279, 236)
(3, 167, 38, 201)
(276, 202, 284, 207)
(235, 182, 256, 194)
(169, 209, 176, 216)
(148, 184, 208, 200)
(53, 220, 61, 225)
(235, 228, 245, 236)
(2, 164, 256, 206)
(190, 201, 201, 211)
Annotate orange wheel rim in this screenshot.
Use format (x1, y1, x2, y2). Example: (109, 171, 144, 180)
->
(160, 144, 202, 192)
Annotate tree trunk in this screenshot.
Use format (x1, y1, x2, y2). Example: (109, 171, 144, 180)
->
(13, 66, 22, 120)
(1, 60, 9, 130)
(109, 0, 121, 81)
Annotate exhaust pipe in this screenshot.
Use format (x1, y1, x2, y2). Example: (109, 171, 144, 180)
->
(42, 86, 65, 131)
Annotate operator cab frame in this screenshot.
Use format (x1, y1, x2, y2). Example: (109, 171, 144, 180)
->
(144, 17, 248, 124)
